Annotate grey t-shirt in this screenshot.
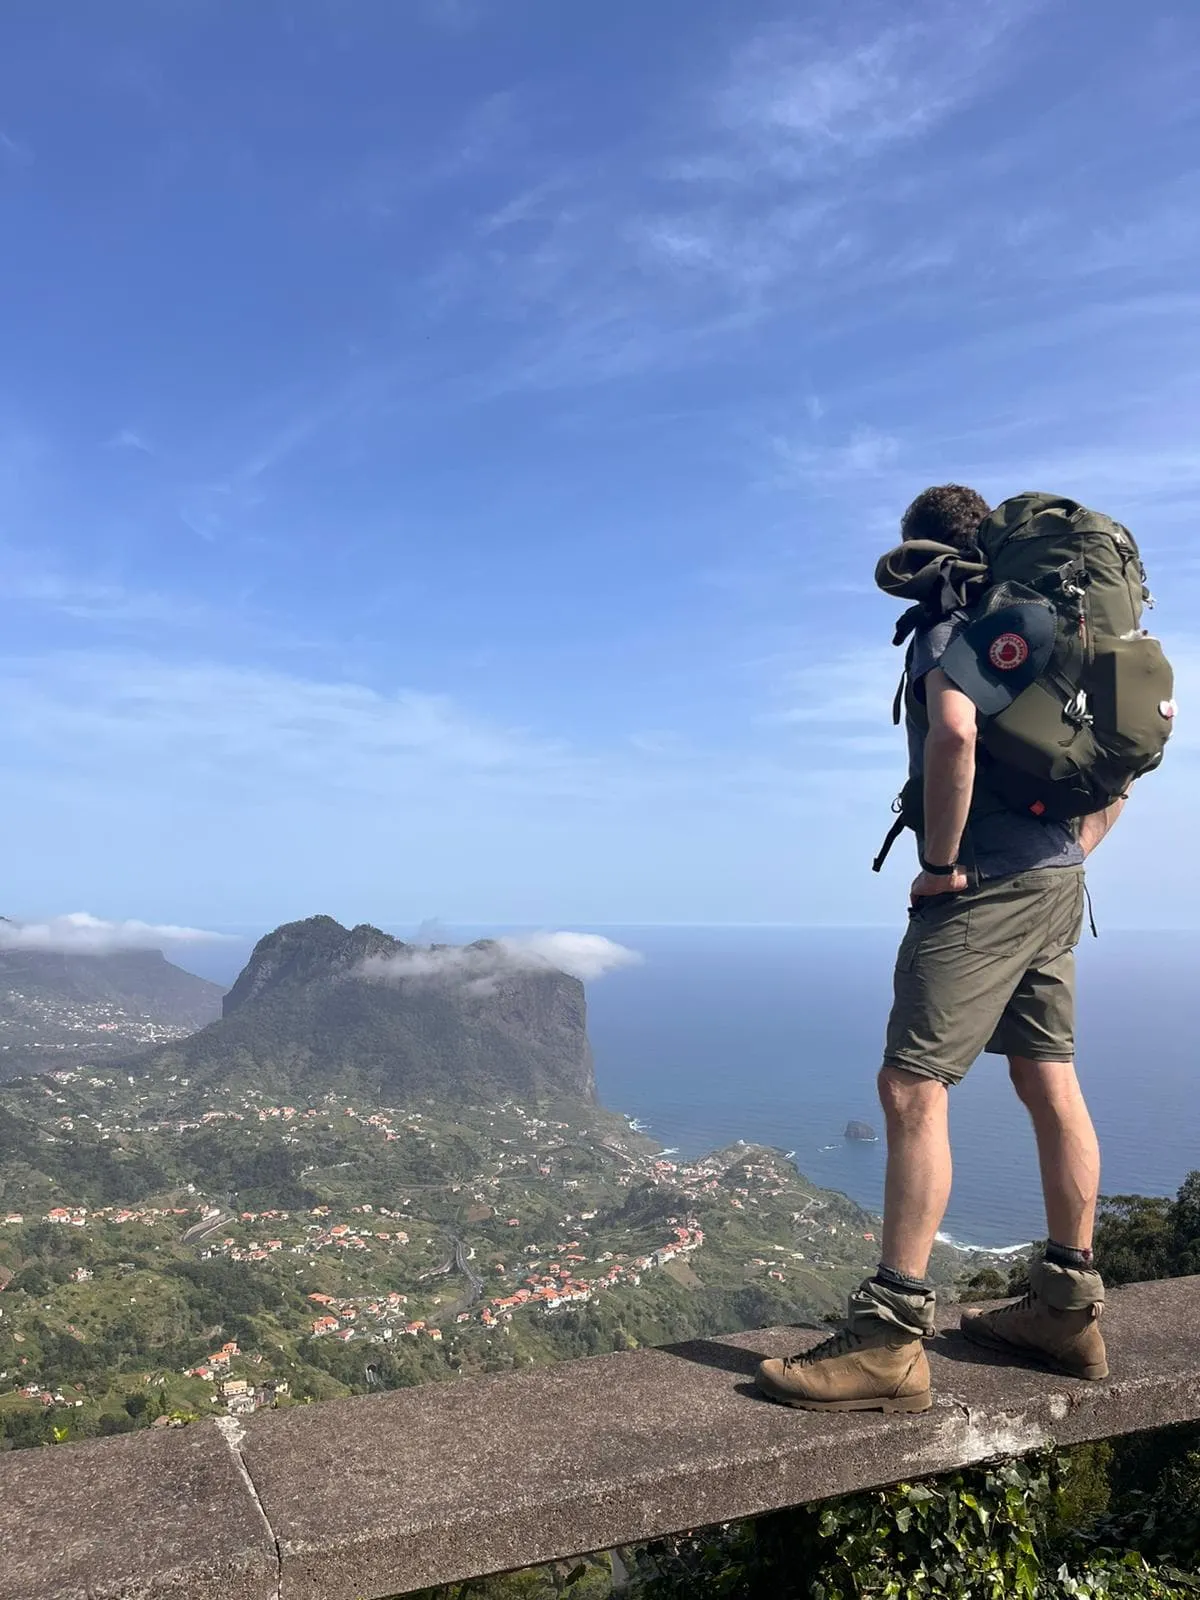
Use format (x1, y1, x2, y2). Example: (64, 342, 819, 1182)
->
(907, 616, 1084, 881)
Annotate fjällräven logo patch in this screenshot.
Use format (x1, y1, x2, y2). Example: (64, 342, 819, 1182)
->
(988, 632, 1030, 671)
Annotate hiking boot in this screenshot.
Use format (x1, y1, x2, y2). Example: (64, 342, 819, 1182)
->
(959, 1257, 1108, 1380)
(755, 1280, 934, 1413)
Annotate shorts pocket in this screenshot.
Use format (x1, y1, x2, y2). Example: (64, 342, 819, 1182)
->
(963, 872, 1064, 955)
(1050, 870, 1087, 955)
(898, 894, 972, 973)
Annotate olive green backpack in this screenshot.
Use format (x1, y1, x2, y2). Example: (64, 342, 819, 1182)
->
(874, 493, 1176, 871)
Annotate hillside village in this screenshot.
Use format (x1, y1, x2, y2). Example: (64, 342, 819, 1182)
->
(0, 948, 222, 1069)
(0, 1063, 925, 1438)
(0, 996, 197, 1049)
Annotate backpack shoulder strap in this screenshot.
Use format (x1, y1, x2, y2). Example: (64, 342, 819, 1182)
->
(892, 603, 926, 648)
(892, 638, 915, 726)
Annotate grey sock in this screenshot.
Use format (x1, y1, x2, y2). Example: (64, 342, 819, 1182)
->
(1045, 1240, 1094, 1270)
(874, 1262, 933, 1296)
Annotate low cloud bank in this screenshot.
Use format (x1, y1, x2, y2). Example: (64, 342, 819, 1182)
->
(503, 932, 643, 981)
(0, 912, 237, 954)
(364, 931, 642, 987)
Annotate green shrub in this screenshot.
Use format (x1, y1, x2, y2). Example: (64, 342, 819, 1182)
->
(622, 1452, 1196, 1599)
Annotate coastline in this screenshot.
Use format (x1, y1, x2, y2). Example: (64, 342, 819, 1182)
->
(937, 1230, 1035, 1258)
(623, 1115, 1034, 1260)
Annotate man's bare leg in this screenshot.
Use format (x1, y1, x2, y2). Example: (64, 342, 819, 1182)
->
(1008, 1056, 1101, 1248)
(959, 1055, 1107, 1380)
(878, 1065, 953, 1279)
(754, 1062, 945, 1410)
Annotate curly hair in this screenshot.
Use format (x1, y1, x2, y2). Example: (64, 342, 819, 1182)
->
(900, 484, 990, 550)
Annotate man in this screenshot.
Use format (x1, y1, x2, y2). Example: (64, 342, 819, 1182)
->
(757, 484, 1124, 1413)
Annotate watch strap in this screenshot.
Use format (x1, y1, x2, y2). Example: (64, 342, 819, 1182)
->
(919, 854, 959, 875)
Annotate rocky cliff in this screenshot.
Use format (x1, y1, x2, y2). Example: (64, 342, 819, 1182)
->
(137, 916, 596, 1106)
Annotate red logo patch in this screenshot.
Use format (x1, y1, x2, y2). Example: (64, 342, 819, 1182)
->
(988, 632, 1029, 672)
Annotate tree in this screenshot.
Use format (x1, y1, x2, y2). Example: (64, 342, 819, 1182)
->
(1168, 1172, 1200, 1277)
(958, 1267, 1008, 1303)
(1096, 1171, 1200, 1287)
(97, 1414, 135, 1437)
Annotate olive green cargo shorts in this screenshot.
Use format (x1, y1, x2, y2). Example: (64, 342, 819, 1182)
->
(884, 867, 1085, 1086)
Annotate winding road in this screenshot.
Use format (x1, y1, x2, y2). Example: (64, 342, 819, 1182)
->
(453, 1238, 485, 1298)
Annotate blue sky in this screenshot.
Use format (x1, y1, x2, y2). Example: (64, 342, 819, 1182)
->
(1, 0, 1198, 934)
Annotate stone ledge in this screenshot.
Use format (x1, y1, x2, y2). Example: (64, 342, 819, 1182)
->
(0, 1418, 279, 1600)
(1, 1275, 1198, 1600)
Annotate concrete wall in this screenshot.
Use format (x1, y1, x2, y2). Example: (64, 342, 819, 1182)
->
(2, 1274, 1198, 1600)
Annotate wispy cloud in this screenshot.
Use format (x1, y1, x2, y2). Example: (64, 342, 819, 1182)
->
(439, 5, 1200, 412)
(628, 201, 843, 300)
(967, 445, 1200, 526)
(388, 6, 1045, 401)
(503, 931, 642, 980)
(392, 0, 1057, 423)
(0, 558, 213, 631)
(416, 0, 482, 35)
(772, 427, 901, 485)
(106, 427, 154, 455)
(214, 378, 386, 493)
(336, 88, 522, 224)
(764, 647, 900, 736)
(717, 3, 1032, 173)
(174, 370, 395, 542)
(627, 2, 1036, 310)
(0, 130, 34, 170)
(0, 912, 234, 954)
(0, 643, 905, 858)
(477, 179, 568, 239)
(0, 653, 593, 800)
(363, 931, 641, 989)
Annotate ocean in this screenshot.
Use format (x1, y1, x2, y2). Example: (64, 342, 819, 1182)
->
(183, 922, 1197, 1252)
(582, 926, 1198, 1249)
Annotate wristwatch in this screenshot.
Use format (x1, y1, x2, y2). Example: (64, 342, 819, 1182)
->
(919, 854, 959, 875)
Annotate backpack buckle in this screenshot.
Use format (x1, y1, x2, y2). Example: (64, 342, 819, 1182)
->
(1065, 690, 1093, 728)
(1057, 556, 1089, 600)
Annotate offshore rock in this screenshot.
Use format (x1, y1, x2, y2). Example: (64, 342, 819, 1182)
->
(844, 1120, 879, 1143)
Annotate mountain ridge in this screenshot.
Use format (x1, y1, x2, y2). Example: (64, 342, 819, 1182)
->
(133, 915, 597, 1107)
(0, 939, 225, 1080)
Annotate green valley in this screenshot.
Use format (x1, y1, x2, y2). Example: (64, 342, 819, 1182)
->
(0, 1066, 990, 1450)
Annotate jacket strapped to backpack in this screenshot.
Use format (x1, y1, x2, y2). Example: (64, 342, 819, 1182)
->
(875, 540, 994, 741)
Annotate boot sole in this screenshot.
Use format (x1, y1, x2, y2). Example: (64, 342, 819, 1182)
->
(757, 1387, 933, 1414)
(958, 1320, 1108, 1381)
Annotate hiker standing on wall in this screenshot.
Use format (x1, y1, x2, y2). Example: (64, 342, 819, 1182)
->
(757, 485, 1175, 1413)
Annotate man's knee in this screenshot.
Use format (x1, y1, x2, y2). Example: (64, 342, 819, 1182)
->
(878, 1063, 947, 1125)
(1009, 1056, 1079, 1110)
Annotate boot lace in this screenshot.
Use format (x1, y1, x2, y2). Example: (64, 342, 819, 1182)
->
(785, 1326, 860, 1369)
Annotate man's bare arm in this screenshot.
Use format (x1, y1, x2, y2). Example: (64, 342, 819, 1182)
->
(1078, 795, 1127, 857)
(923, 669, 978, 865)
(912, 668, 978, 897)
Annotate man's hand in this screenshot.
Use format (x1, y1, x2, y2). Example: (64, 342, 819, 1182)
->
(910, 867, 969, 901)
(1078, 795, 1127, 858)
